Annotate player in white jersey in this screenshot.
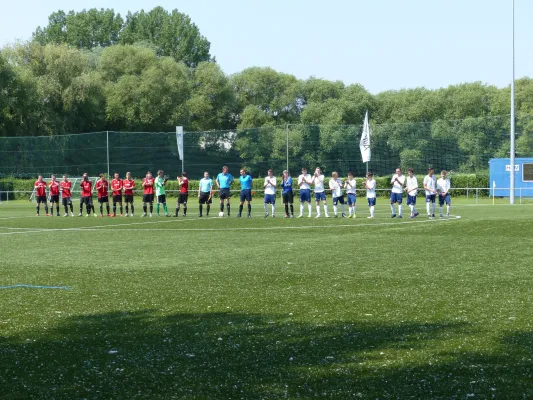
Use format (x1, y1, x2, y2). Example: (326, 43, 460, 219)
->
(311, 167, 329, 218)
(390, 168, 405, 218)
(437, 170, 451, 218)
(263, 169, 277, 218)
(344, 171, 357, 218)
(423, 167, 437, 219)
(329, 172, 346, 218)
(404, 168, 419, 218)
(297, 168, 313, 218)
(362, 171, 376, 218)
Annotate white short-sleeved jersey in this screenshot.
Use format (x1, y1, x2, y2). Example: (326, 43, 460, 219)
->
(329, 178, 343, 198)
(313, 175, 325, 193)
(298, 174, 311, 190)
(391, 174, 405, 194)
(423, 175, 437, 196)
(345, 179, 357, 194)
(437, 178, 451, 194)
(365, 179, 376, 199)
(264, 176, 277, 195)
(406, 176, 418, 196)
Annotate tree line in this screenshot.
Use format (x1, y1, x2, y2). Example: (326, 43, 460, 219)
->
(1, 7, 532, 174)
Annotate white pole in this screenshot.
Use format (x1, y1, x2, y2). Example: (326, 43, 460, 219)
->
(510, 0, 516, 204)
(106, 131, 110, 178)
(182, 132, 185, 174)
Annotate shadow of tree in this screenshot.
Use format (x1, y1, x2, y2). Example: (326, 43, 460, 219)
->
(1, 311, 530, 399)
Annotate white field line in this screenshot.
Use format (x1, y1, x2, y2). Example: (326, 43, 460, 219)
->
(0, 216, 462, 235)
(0, 218, 188, 235)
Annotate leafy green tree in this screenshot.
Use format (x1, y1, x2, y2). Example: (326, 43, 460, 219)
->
(231, 67, 301, 124)
(186, 62, 235, 131)
(34, 9, 123, 49)
(104, 46, 190, 131)
(120, 7, 211, 67)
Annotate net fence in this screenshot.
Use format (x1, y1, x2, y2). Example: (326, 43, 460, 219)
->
(0, 115, 531, 179)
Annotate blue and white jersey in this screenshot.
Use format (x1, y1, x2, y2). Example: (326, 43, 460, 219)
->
(280, 177, 293, 194)
(199, 178, 213, 192)
(239, 174, 253, 190)
(217, 173, 234, 189)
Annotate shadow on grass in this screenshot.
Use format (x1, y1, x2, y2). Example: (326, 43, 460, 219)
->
(1, 311, 530, 399)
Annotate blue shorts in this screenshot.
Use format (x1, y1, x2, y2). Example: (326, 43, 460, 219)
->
(240, 189, 252, 202)
(426, 194, 436, 203)
(332, 195, 344, 205)
(299, 189, 311, 203)
(347, 193, 356, 205)
(407, 195, 417, 205)
(367, 198, 376, 207)
(439, 193, 451, 206)
(390, 192, 403, 204)
(264, 194, 276, 204)
(315, 192, 326, 202)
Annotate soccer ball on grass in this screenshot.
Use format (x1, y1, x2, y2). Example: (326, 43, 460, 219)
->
(219, 211, 224, 217)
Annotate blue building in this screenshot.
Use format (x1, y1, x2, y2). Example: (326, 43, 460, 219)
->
(489, 158, 533, 197)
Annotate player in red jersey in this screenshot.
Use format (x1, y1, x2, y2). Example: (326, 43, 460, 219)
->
(60, 175, 74, 216)
(123, 171, 135, 217)
(95, 173, 110, 217)
(48, 174, 61, 216)
(111, 172, 123, 217)
(174, 172, 189, 217)
(79, 173, 96, 217)
(142, 171, 155, 217)
(34, 175, 49, 216)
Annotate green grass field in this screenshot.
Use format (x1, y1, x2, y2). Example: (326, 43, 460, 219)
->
(1, 198, 532, 399)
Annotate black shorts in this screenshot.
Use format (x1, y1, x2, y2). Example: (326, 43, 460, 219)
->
(62, 197, 72, 206)
(49, 194, 60, 203)
(81, 196, 93, 206)
(282, 191, 294, 204)
(98, 196, 109, 203)
(219, 188, 230, 200)
(177, 193, 188, 204)
(157, 194, 166, 204)
(199, 192, 212, 204)
(143, 194, 154, 203)
(36, 195, 47, 204)
(124, 194, 134, 203)
(113, 195, 123, 203)
(240, 189, 252, 202)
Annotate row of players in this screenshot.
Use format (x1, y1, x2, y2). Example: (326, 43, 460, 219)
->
(33, 166, 451, 219)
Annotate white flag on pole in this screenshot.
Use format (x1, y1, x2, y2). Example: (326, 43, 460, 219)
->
(359, 111, 371, 163)
(176, 126, 184, 160)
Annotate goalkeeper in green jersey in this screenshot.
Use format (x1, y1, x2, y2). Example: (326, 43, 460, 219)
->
(155, 170, 171, 217)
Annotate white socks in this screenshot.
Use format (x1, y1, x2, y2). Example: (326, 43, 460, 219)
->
(308, 204, 312, 216)
(333, 205, 338, 215)
(390, 204, 395, 214)
(323, 205, 328, 215)
(398, 204, 403, 216)
(271, 204, 275, 215)
(370, 206, 375, 217)
(300, 204, 304, 215)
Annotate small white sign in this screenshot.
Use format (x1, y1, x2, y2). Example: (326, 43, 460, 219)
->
(505, 164, 519, 172)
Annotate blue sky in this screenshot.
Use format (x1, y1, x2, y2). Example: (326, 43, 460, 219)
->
(1, 0, 531, 93)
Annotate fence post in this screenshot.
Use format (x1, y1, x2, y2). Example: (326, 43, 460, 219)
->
(286, 124, 289, 173)
(106, 131, 110, 178)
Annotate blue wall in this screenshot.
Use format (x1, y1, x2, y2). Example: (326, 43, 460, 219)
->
(489, 158, 533, 197)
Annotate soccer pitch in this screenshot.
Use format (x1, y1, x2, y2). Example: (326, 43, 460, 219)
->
(1, 199, 532, 399)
